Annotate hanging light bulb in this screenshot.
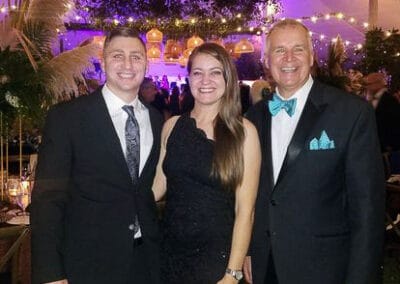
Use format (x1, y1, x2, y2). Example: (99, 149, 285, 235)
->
(146, 28, 163, 43)
(187, 35, 204, 49)
(234, 39, 254, 54)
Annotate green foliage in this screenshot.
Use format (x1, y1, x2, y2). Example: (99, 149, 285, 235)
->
(359, 28, 400, 91)
(73, 0, 276, 38)
(0, 46, 49, 131)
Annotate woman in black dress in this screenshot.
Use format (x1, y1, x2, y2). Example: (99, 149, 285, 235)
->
(152, 43, 261, 284)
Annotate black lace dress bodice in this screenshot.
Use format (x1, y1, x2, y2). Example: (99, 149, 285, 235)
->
(161, 114, 235, 284)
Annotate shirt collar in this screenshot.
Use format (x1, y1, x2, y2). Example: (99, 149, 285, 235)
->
(102, 84, 144, 116)
(275, 75, 313, 116)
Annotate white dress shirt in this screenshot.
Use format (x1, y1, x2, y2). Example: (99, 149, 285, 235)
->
(102, 84, 153, 176)
(271, 76, 313, 184)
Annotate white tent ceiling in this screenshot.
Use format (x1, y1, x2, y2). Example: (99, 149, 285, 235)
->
(279, 0, 400, 46)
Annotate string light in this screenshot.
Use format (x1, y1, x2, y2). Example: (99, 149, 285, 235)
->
(0, 4, 396, 60)
(336, 12, 344, 20)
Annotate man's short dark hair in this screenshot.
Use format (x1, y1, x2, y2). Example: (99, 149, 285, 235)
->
(103, 27, 146, 51)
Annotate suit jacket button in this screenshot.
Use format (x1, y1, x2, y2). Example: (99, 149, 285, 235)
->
(128, 224, 135, 231)
(271, 200, 277, 206)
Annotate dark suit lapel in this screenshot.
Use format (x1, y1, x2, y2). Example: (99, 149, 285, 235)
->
(275, 81, 328, 188)
(262, 100, 275, 193)
(85, 89, 130, 177)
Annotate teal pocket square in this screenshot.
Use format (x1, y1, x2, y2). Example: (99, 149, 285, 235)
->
(309, 130, 335, 150)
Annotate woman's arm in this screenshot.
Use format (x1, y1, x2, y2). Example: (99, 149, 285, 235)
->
(218, 119, 261, 283)
(152, 116, 180, 201)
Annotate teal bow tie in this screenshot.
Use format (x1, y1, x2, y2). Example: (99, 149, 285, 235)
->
(268, 94, 297, 117)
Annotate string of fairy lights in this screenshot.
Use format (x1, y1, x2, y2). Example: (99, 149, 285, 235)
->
(1, 2, 399, 66)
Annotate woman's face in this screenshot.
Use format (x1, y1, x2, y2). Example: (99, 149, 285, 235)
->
(189, 53, 226, 107)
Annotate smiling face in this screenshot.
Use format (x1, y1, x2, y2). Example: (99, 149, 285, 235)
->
(102, 36, 147, 102)
(188, 52, 226, 108)
(265, 24, 313, 98)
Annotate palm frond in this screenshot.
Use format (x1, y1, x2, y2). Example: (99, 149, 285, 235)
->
(14, 28, 39, 72)
(26, 0, 72, 31)
(0, 20, 20, 51)
(41, 43, 101, 100)
(23, 20, 56, 59)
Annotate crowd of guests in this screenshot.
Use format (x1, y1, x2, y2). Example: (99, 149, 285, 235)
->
(138, 76, 195, 121)
(29, 20, 392, 284)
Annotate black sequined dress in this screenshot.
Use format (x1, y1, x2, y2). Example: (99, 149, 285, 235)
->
(160, 114, 235, 284)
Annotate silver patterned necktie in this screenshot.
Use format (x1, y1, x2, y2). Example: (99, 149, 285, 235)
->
(122, 105, 140, 183)
(122, 105, 141, 237)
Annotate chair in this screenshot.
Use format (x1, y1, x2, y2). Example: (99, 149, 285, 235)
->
(0, 225, 30, 284)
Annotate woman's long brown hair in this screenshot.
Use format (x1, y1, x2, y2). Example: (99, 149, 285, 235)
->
(188, 43, 245, 192)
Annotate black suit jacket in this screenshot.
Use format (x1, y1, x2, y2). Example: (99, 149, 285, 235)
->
(246, 81, 385, 284)
(31, 88, 163, 284)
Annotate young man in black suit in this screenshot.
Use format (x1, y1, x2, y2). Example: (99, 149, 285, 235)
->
(31, 27, 163, 284)
(244, 19, 385, 284)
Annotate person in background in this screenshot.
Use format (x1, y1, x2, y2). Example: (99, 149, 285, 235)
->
(30, 27, 163, 284)
(152, 42, 261, 284)
(179, 83, 195, 114)
(161, 74, 169, 90)
(250, 79, 272, 105)
(346, 68, 364, 97)
(139, 77, 170, 120)
(168, 84, 181, 116)
(364, 72, 400, 151)
(139, 77, 158, 104)
(245, 19, 385, 284)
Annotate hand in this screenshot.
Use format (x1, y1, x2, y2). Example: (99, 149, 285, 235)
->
(243, 256, 253, 284)
(216, 274, 238, 284)
(44, 280, 68, 284)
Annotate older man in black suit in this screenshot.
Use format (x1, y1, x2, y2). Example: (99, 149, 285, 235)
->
(31, 27, 163, 284)
(244, 19, 385, 284)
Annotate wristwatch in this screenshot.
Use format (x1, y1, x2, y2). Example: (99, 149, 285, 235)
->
(225, 268, 243, 281)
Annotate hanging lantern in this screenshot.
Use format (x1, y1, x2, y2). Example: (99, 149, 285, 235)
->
(187, 35, 204, 49)
(164, 40, 182, 59)
(183, 48, 194, 59)
(146, 28, 163, 43)
(224, 42, 240, 59)
(147, 45, 161, 60)
(234, 39, 254, 54)
(163, 55, 179, 64)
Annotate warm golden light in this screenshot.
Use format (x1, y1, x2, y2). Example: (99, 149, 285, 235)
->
(146, 28, 163, 43)
(234, 39, 254, 54)
(187, 35, 204, 49)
